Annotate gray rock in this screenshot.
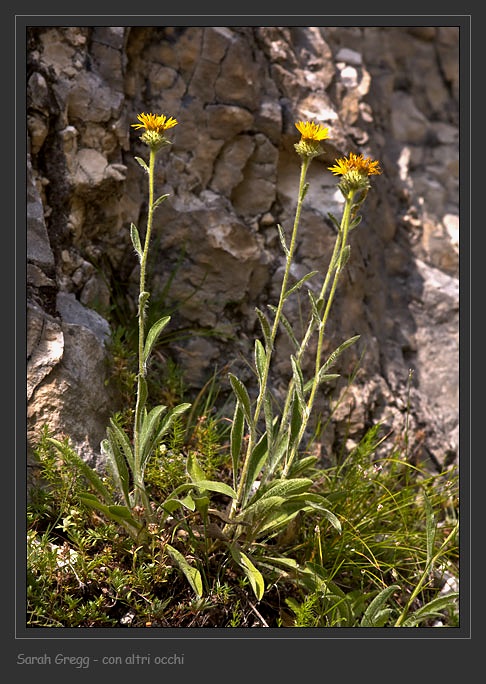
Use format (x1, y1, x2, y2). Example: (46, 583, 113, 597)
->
(56, 291, 111, 346)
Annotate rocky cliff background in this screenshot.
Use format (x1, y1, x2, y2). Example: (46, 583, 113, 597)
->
(26, 25, 460, 474)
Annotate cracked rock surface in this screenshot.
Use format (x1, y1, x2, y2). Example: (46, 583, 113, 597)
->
(26, 25, 460, 472)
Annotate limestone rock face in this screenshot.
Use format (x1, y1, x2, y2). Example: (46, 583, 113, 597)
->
(26, 25, 460, 471)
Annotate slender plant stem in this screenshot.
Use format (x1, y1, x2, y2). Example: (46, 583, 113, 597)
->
(138, 148, 156, 374)
(133, 147, 156, 511)
(276, 214, 344, 452)
(283, 189, 356, 476)
(233, 156, 311, 510)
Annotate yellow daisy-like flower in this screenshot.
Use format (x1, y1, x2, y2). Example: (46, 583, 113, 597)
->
(328, 152, 382, 195)
(131, 112, 178, 133)
(131, 112, 178, 151)
(295, 120, 330, 142)
(294, 120, 330, 160)
(328, 152, 381, 177)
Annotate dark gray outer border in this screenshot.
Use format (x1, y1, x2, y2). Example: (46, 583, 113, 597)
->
(9, 7, 473, 679)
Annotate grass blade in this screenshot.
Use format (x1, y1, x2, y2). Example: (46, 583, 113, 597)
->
(424, 491, 436, 565)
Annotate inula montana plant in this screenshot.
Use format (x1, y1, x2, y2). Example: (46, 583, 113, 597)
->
(32, 111, 458, 625)
(48, 113, 236, 591)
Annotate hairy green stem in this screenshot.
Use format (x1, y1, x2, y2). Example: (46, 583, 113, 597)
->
(283, 189, 356, 476)
(233, 156, 311, 511)
(276, 212, 344, 457)
(133, 147, 157, 513)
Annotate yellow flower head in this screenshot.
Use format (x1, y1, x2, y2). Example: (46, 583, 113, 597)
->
(294, 120, 330, 160)
(295, 120, 330, 142)
(328, 152, 381, 177)
(328, 152, 382, 195)
(131, 112, 178, 133)
(131, 112, 178, 151)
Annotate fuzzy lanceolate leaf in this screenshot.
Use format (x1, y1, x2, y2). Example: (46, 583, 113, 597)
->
(106, 418, 134, 471)
(290, 355, 307, 411)
(252, 502, 304, 538)
(254, 338, 267, 385)
(165, 544, 203, 598)
(338, 245, 351, 271)
(230, 402, 244, 491)
(284, 271, 318, 300)
(360, 584, 401, 627)
(228, 373, 253, 427)
(239, 478, 312, 524)
(143, 316, 171, 364)
(79, 492, 144, 541)
(307, 290, 325, 326)
(320, 335, 360, 373)
(250, 478, 314, 504)
(241, 433, 269, 506)
(162, 487, 199, 515)
(134, 376, 148, 433)
(239, 495, 285, 529)
(142, 402, 191, 469)
(186, 453, 237, 499)
(254, 307, 272, 350)
(191, 479, 237, 499)
(303, 372, 340, 394)
(277, 223, 290, 256)
(399, 592, 460, 627)
(286, 454, 319, 478)
(186, 451, 207, 483)
(134, 156, 149, 174)
(101, 435, 131, 509)
(228, 542, 265, 601)
(261, 555, 300, 573)
(264, 427, 290, 478)
(327, 212, 342, 232)
(250, 494, 335, 539)
(47, 438, 112, 503)
(288, 394, 303, 447)
(130, 223, 143, 262)
(139, 404, 167, 467)
(240, 478, 340, 539)
(138, 291, 150, 319)
(262, 393, 275, 455)
(192, 493, 210, 520)
(267, 305, 299, 350)
(152, 193, 170, 211)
